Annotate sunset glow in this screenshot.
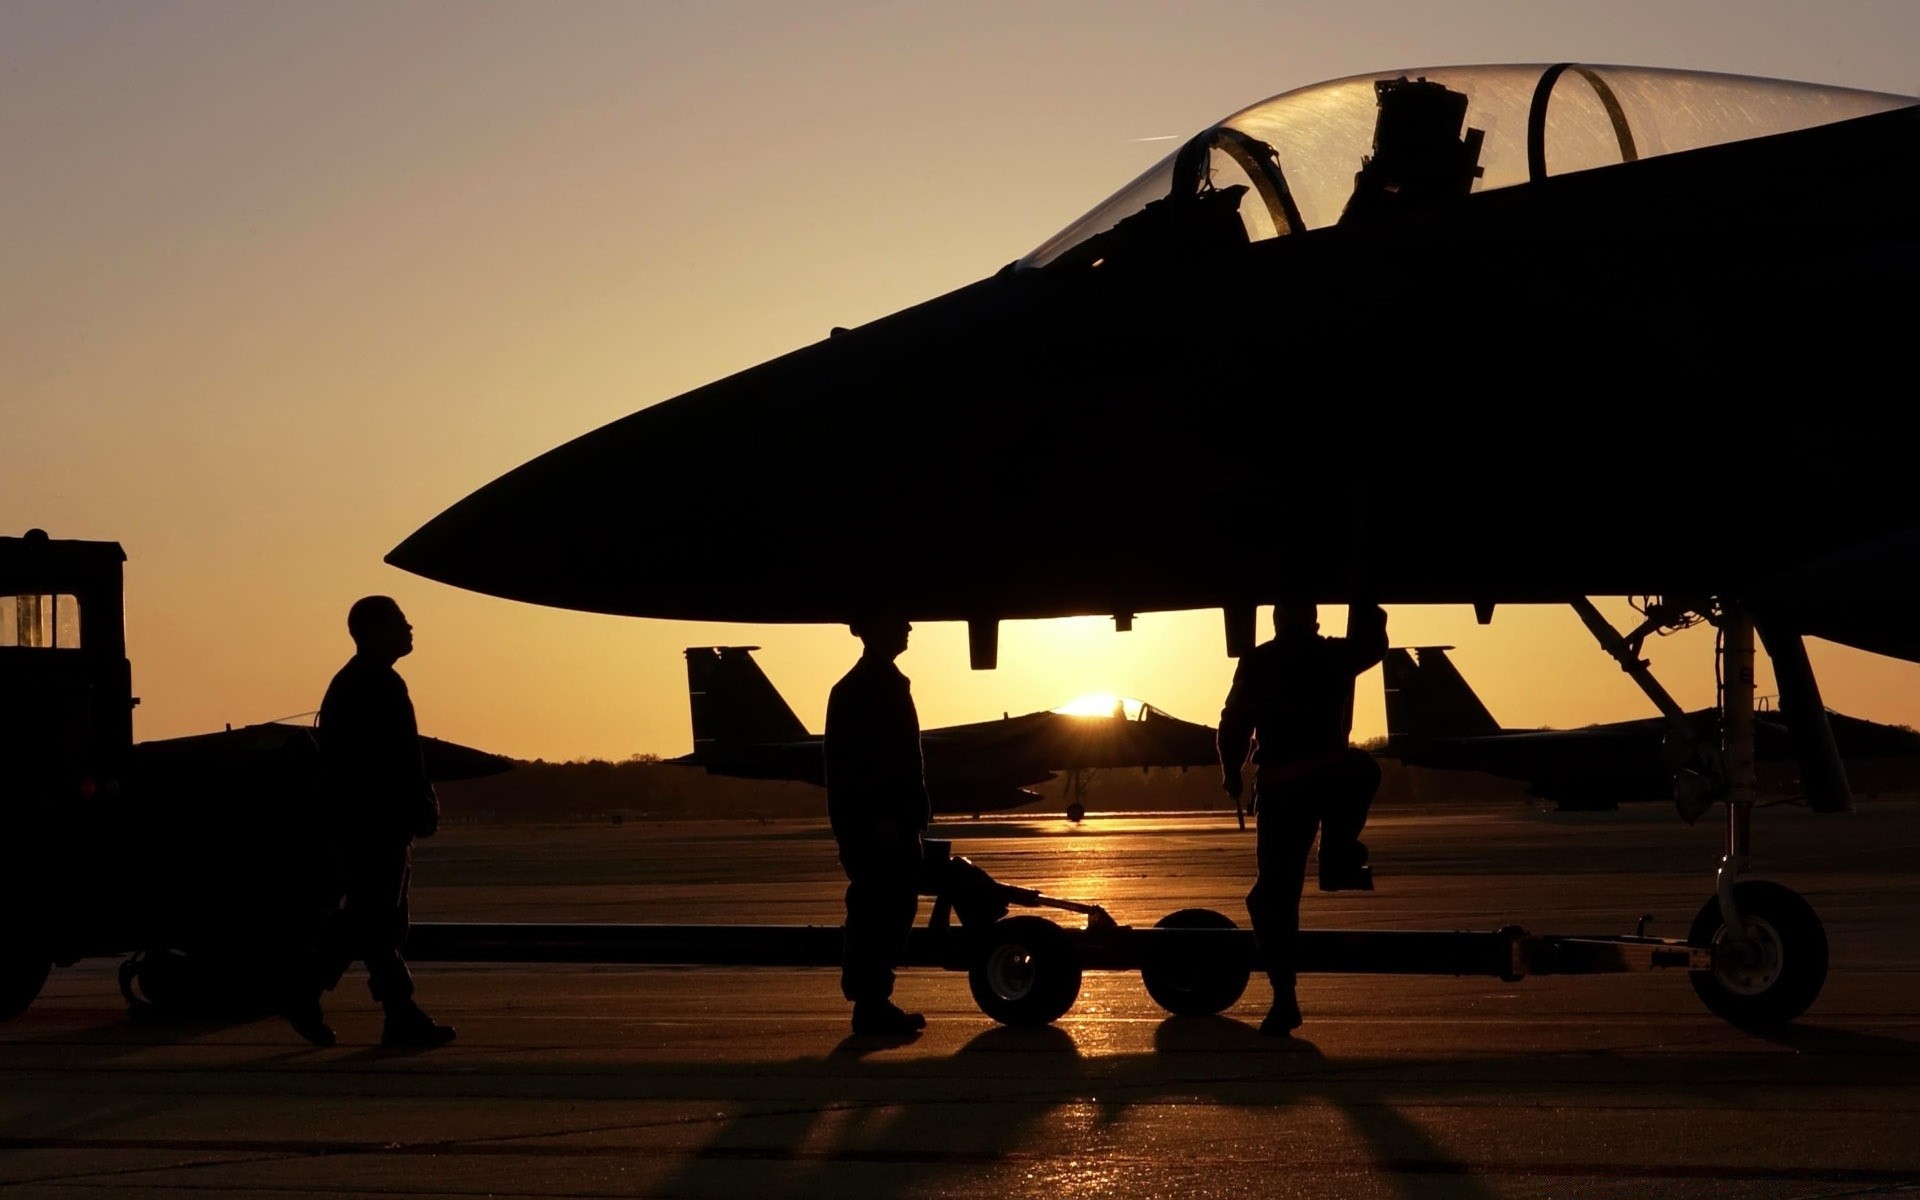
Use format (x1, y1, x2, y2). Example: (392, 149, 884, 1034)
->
(7, 5, 1920, 764)
(1053, 694, 1145, 720)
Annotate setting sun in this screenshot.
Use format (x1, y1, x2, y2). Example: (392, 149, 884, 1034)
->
(1053, 693, 1146, 719)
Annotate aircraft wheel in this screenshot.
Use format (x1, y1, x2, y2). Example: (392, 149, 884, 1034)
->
(1066, 802, 1086, 824)
(1688, 880, 1828, 1029)
(968, 916, 1082, 1026)
(1141, 908, 1249, 1017)
(0, 955, 50, 1022)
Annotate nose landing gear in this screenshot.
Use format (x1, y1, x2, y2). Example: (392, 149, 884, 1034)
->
(1688, 879, 1829, 1027)
(1572, 596, 1832, 1028)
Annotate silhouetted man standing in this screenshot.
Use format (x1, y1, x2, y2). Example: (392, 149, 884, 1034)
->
(823, 612, 931, 1036)
(1218, 598, 1388, 1035)
(284, 595, 453, 1049)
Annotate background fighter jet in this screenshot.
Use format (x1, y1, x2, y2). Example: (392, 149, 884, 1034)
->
(666, 647, 1219, 819)
(1379, 646, 1920, 810)
(387, 62, 1920, 817)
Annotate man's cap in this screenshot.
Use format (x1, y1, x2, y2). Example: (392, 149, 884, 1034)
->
(847, 602, 908, 638)
(1273, 595, 1319, 625)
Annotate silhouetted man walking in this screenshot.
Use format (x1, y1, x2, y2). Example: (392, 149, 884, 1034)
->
(284, 596, 453, 1049)
(1218, 598, 1388, 1035)
(823, 612, 931, 1036)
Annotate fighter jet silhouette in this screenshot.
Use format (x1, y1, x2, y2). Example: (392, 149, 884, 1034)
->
(1378, 645, 1920, 810)
(387, 62, 1920, 818)
(667, 646, 1219, 819)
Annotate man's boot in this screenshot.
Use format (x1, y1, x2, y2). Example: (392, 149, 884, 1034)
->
(851, 1000, 926, 1035)
(283, 996, 336, 1048)
(381, 1001, 456, 1048)
(1259, 992, 1304, 1037)
(1318, 842, 1374, 892)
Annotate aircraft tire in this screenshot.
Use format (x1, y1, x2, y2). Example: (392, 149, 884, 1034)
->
(1141, 908, 1250, 1017)
(1065, 802, 1085, 823)
(968, 916, 1082, 1026)
(1687, 880, 1828, 1029)
(0, 955, 50, 1022)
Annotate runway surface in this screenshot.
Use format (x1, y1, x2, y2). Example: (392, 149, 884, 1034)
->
(4, 800, 1918, 1198)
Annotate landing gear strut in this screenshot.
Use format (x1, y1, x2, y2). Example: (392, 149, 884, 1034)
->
(1572, 596, 1830, 1026)
(1063, 768, 1092, 824)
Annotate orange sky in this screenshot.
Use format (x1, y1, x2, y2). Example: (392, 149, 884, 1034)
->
(7, 2, 1920, 763)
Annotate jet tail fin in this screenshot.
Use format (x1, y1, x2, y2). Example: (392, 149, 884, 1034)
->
(684, 647, 810, 755)
(1383, 645, 1501, 741)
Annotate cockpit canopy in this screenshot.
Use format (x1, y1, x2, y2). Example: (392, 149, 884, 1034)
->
(1017, 63, 1918, 271)
(1052, 693, 1165, 721)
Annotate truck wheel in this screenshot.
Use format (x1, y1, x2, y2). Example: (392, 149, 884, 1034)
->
(119, 949, 184, 1019)
(968, 916, 1082, 1026)
(1141, 908, 1250, 1017)
(0, 956, 51, 1021)
(119, 947, 279, 1021)
(1688, 880, 1828, 1029)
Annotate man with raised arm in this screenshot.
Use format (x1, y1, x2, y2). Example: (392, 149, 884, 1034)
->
(1219, 598, 1389, 1035)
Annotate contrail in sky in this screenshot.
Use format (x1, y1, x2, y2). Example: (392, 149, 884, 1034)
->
(1127, 134, 1182, 142)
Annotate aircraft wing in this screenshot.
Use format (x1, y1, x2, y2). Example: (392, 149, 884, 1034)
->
(418, 734, 517, 782)
(675, 737, 823, 756)
(1393, 725, 1663, 773)
(671, 737, 826, 785)
(128, 721, 516, 793)
(925, 708, 1219, 772)
(1395, 708, 1920, 779)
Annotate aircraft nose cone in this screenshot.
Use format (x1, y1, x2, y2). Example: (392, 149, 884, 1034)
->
(385, 348, 864, 621)
(385, 264, 1268, 626)
(384, 273, 1063, 623)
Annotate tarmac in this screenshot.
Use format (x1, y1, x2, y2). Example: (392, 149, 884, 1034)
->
(3, 797, 1918, 1198)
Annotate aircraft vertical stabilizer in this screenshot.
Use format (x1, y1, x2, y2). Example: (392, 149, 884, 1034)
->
(684, 647, 810, 756)
(1383, 646, 1501, 742)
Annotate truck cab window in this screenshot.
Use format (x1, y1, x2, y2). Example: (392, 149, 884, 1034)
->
(2, 594, 82, 649)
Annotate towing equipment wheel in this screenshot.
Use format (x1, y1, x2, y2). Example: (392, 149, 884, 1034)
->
(968, 916, 1082, 1026)
(0, 955, 50, 1022)
(117, 946, 284, 1022)
(1688, 880, 1828, 1029)
(1140, 908, 1250, 1017)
